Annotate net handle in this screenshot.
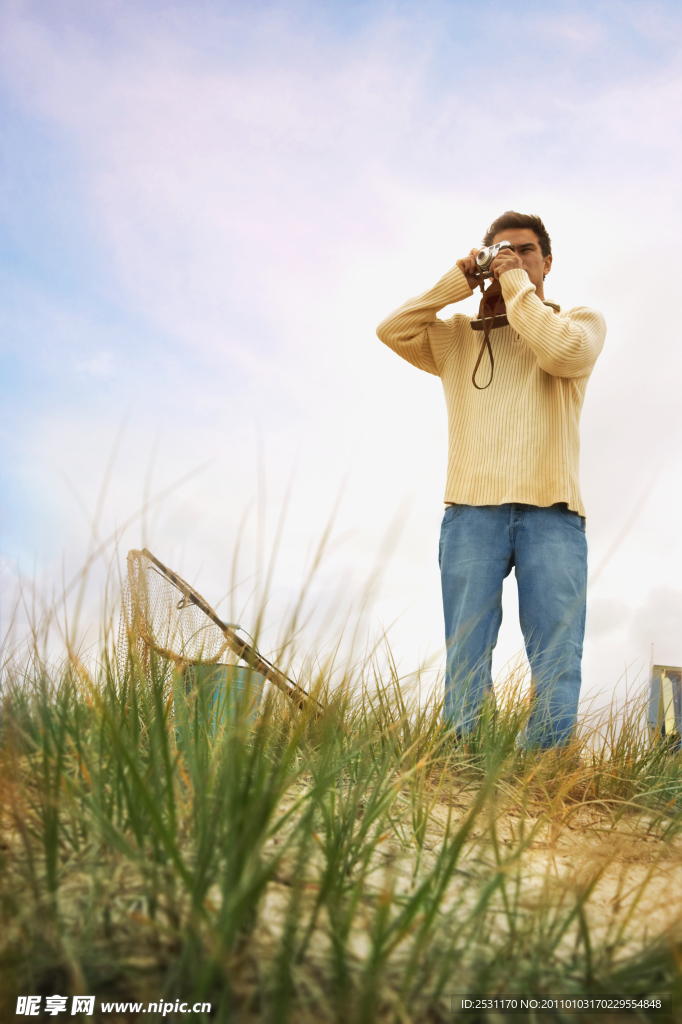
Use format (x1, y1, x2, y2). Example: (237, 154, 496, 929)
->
(141, 548, 320, 712)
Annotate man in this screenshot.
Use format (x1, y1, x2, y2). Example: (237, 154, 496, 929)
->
(376, 211, 606, 748)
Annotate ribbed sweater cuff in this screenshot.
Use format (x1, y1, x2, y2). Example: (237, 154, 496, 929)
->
(442, 264, 475, 303)
(499, 267, 534, 299)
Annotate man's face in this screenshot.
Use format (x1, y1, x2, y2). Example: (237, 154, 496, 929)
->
(491, 227, 552, 292)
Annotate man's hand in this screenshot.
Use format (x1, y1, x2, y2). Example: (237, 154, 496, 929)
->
(456, 248, 482, 290)
(491, 247, 524, 280)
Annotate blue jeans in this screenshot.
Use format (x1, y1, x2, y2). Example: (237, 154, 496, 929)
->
(438, 503, 587, 748)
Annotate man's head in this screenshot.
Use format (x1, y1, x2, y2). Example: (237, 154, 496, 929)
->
(483, 211, 553, 293)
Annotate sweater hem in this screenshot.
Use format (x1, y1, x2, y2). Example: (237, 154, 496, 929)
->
(442, 495, 586, 517)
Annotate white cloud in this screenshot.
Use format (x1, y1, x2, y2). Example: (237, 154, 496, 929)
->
(3, 0, 682, 710)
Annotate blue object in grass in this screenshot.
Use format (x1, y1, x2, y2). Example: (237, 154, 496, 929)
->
(183, 663, 266, 732)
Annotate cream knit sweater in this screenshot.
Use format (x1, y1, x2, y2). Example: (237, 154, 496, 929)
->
(377, 265, 606, 517)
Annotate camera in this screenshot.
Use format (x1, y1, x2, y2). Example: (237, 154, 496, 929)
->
(476, 241, 514, 278)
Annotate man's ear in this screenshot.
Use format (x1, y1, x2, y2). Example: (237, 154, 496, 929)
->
(543, 253, 553, 276)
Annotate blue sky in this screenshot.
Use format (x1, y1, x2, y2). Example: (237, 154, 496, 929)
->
(3, 0, 682, 707)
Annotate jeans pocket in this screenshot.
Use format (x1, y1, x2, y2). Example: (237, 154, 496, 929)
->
(442, 503, 466, 526)
(556, 504, 586, 532)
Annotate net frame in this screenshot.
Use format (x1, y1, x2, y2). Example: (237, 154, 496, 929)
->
(119, 548, 316, 710)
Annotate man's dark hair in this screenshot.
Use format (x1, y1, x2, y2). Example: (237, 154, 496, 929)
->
(483, 211, 552, 258)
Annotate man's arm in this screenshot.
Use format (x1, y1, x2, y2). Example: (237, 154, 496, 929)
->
(376, 263, 474, 376)
(500, 268, 606, 377)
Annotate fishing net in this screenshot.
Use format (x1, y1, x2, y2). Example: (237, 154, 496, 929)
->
(118, 549, 230, 678)
(118, 548, 315, 709)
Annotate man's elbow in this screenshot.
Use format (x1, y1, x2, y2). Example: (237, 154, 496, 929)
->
(538, 351, 599, 378)
(376, 316, 396, 345)
(537, 331, 604, 377)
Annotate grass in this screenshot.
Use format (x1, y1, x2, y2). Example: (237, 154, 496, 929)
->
(2, 614, 682, 1022)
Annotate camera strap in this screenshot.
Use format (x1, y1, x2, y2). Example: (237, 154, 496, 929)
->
(471, 275, 506, 389)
